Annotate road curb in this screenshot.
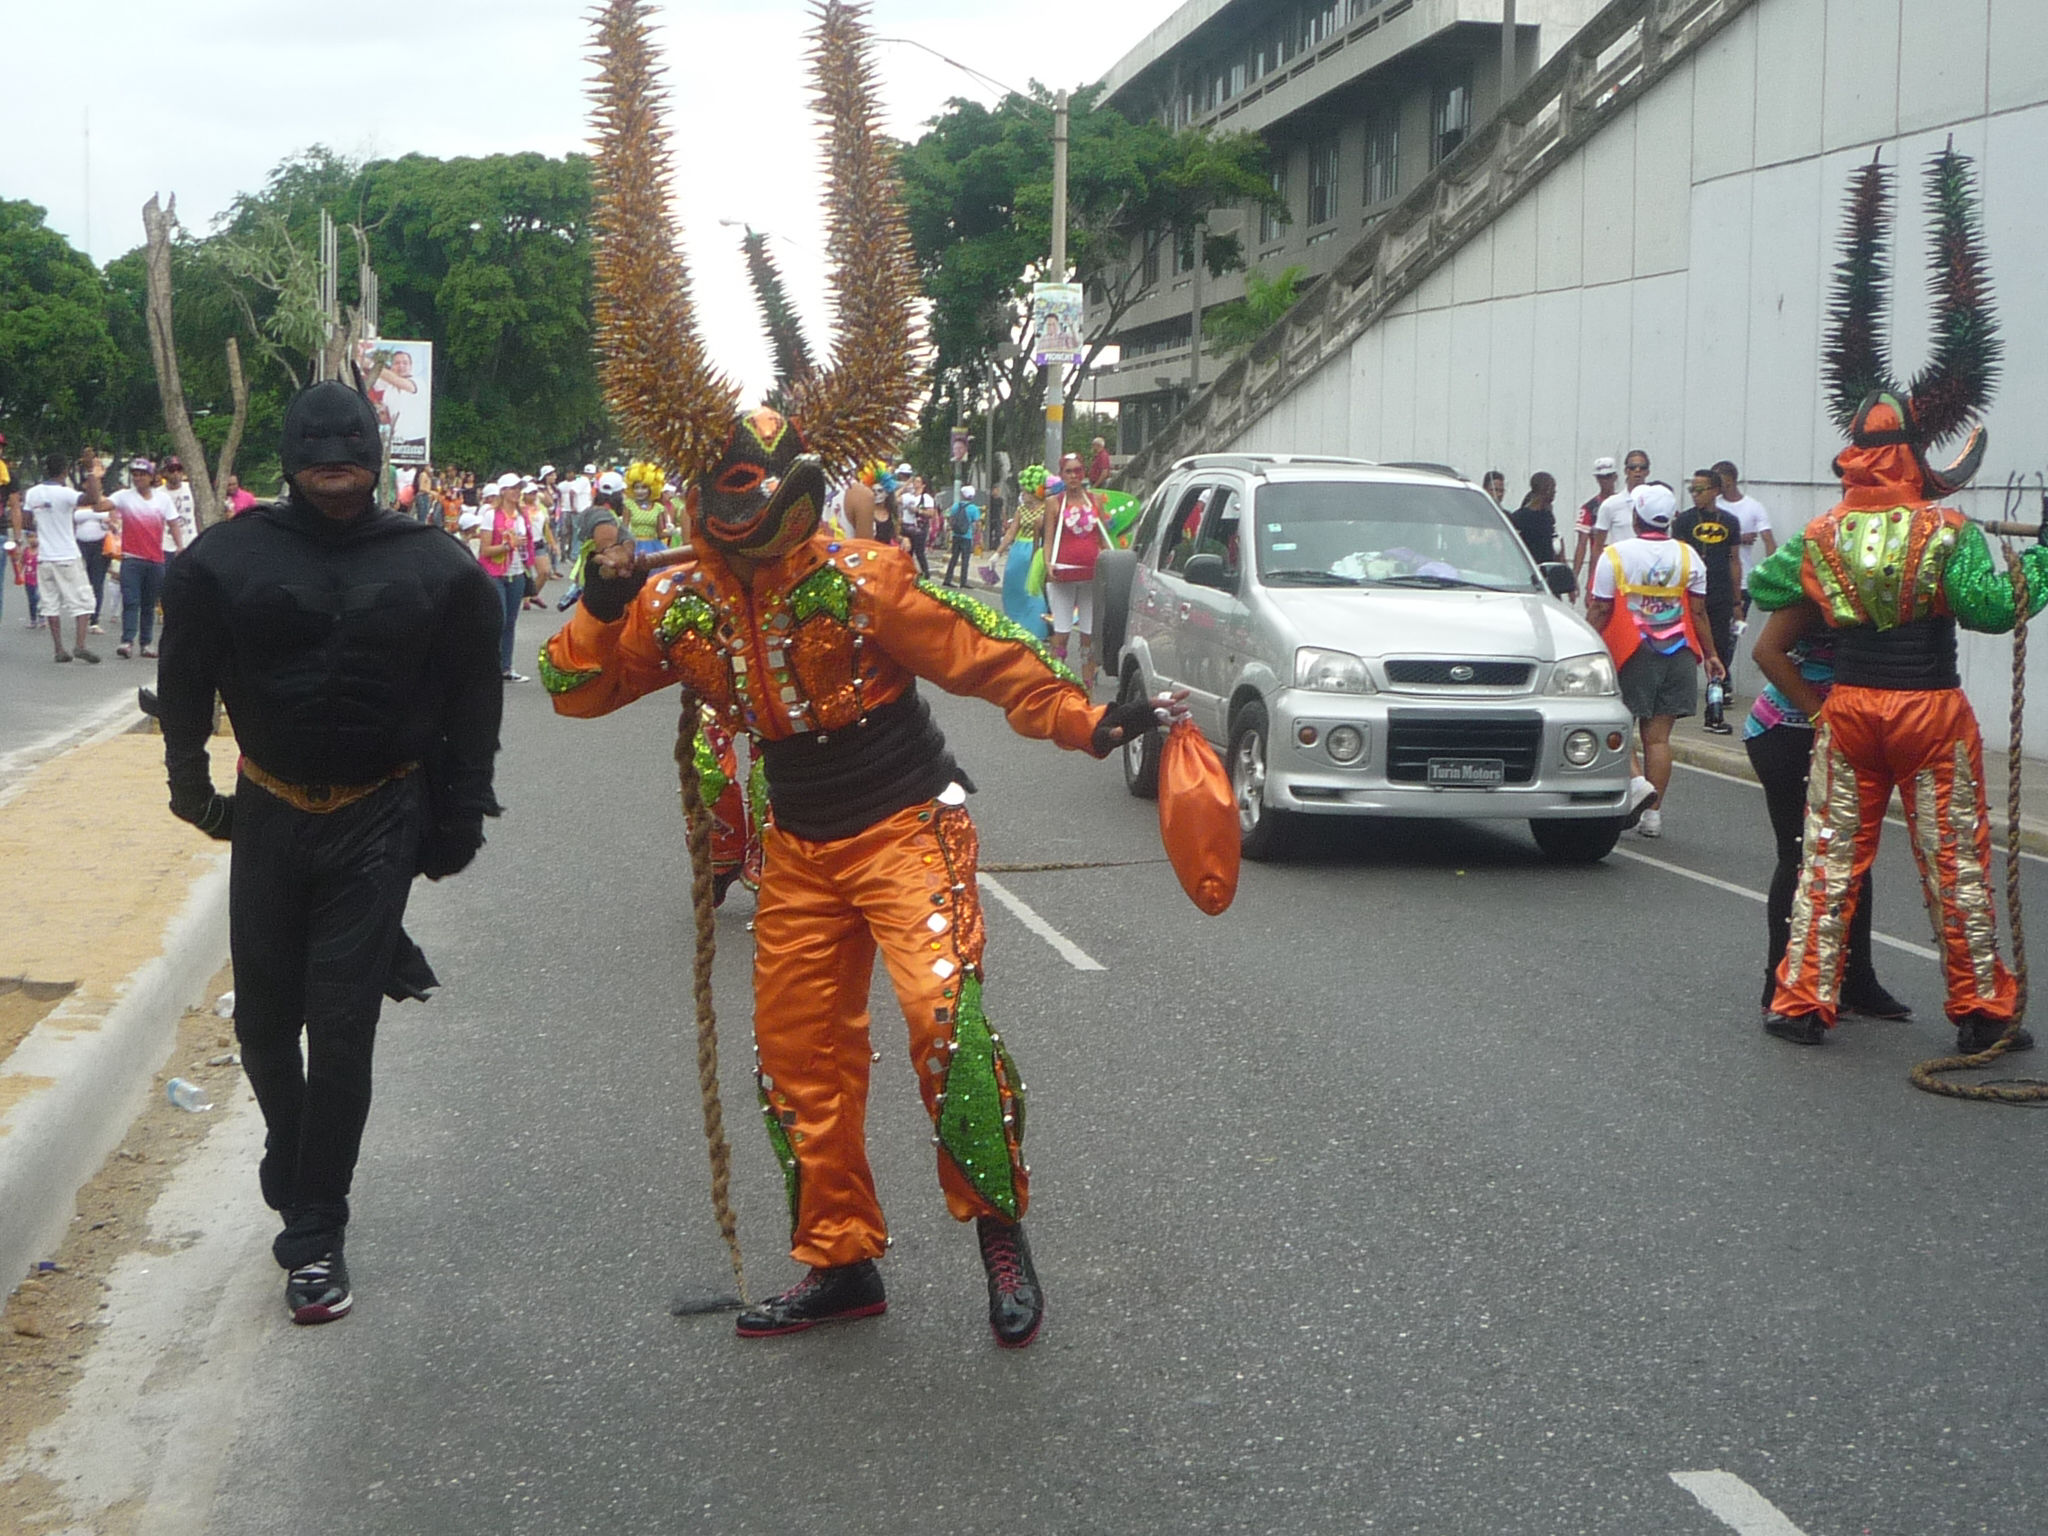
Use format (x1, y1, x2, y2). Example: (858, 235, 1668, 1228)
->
(0, 855, 230, 1296)
(1668, 734, 2048, 859)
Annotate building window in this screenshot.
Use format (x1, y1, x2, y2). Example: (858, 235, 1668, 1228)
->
(1175, 228, 1196, 275)
(1433, 80, 1472, 165)
(1308, 139, 1339, 226)
(1230, 60, 1247, 96)
(1364, 115, 1399, 205)
(1259, 165, 1288, 245)
(1143, 233, 1161, 290)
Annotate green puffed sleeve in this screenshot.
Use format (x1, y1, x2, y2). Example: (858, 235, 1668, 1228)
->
(1746, 534, 1809, 611)
(1942, 522, 2048, 634)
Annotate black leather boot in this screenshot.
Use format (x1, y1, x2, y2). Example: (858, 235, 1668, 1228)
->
(1838, 977, 1911, 1020)
(1762, 1011, 1828, 1045)
(976, 1217, 1044, 1349)
(1955, 1012, 2035, 1055)
(734, 1260, 886, 1338)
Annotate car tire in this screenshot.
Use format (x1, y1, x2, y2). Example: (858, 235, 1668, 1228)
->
(1092, 549, 1139, 675)
(1529, 816, 1624, 864)
(1119, 665, 1161, 799)
(1228, 700, 1292, 861)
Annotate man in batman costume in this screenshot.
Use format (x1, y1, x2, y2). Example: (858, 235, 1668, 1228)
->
(157, 380, 505, 1323)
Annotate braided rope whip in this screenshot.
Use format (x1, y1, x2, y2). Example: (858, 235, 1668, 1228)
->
(674, 696, 752, 1296)
(1909, 544, 2048, 1103)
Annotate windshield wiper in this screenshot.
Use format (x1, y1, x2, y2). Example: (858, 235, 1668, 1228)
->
(1262, 568, 1365, 586)
(1369, 573, 1508, 591)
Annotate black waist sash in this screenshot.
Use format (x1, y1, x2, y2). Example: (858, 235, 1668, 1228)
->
(1831, 617, 1960, 691)
(758, 684, 965, 841)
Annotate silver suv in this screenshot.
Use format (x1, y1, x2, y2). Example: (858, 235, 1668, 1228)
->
(1100, 454, 1636, 862)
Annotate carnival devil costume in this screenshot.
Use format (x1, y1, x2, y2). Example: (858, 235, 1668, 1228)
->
(545, 0, 1167, 1346)
(1749, 149, 2045, 1052)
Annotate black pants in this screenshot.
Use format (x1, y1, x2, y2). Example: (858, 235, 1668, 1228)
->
(942, 534, 972, 585)
(1707, 602, 1735, 694)
(906, 525, 929, 579)
(82, 544, 110, 623)
(1746, 725, 1878, 996)
(230, 773, 425, 1268)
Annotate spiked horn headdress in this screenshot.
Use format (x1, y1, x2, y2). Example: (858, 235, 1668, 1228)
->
(1824, 147, 2001, 498)
(588, 0, 922, 561)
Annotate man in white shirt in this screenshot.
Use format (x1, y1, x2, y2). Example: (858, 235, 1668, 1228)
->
(1713, 458, 1776, 602)
(159, 456, 200, 564)
(1583, 447, 1651, 589)
(9, 454, 103, 663)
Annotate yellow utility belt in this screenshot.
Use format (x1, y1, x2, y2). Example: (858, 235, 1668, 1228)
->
(239, 756, 418, 814)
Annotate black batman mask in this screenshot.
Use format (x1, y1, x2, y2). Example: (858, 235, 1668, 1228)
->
(280, 381, 383, 479)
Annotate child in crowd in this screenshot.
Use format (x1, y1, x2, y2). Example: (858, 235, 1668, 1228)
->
(19, 529, 41, 624)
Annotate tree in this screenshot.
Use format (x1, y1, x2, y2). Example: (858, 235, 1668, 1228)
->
(0, 201, 124, 462)
(1205, 264, 1308, 356)
(899, 87, 1277, 476)
(142, 195, 248, 526)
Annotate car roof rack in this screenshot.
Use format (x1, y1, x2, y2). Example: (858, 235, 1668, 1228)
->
(1378, 461, 1464, 480)
(1164, 452, 1382, 475)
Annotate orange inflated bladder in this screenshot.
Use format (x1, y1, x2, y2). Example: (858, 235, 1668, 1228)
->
(1158, 718, 1239, 915)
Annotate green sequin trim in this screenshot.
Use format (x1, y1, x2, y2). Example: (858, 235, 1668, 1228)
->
(1745, 534, 1807, 613)
(760, 1082, 801, 1238)
(915, 578, 1080, 686)
(693, 720, 730, 805)
(936, 975, 1023, 1219)
(537, 640, 601, 695)
(1944, 522, 2048, 633)
(655, 586, 717, 647)
(747, 753, 770, 826)
(789, 565, 853, 625)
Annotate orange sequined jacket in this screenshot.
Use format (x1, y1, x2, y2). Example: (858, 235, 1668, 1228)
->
(542, 532, 1104, 755)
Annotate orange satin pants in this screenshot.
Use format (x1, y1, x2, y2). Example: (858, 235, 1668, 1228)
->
(1772, 686, 2017, 1025)
(752, 798, 1029, 1268)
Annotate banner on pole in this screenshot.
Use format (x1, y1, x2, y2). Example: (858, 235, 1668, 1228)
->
(1030, 283, 1085, 366)
(354, 338, 433, 467)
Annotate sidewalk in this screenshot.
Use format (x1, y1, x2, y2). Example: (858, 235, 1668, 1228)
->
(0, 721, 234, 1296)
(1666, 712, 2048, 856)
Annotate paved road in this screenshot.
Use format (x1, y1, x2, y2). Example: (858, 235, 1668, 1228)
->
(0, 575, 150, 763)
(130, 605, 2048, 1532)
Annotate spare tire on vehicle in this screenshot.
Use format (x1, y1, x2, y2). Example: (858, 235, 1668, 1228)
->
(1092, 548, 1139, 674)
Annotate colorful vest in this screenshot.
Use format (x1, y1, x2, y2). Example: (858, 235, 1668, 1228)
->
(1600, 541, 1698, 667)
(1797, 504, 1960, 631)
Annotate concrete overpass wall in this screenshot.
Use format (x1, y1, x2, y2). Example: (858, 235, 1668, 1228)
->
(1218, 0, 2048, 737)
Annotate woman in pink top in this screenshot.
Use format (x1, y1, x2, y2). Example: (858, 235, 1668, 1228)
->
(477, 486, 528, 680)
(1042, 452, 1112, 689)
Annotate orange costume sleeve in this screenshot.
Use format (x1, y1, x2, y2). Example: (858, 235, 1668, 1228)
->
(537, 596, 676, 718)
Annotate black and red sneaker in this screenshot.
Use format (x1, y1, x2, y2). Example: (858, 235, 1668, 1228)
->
(734, 1260, 886, 1338)
(975, 1217, 1044, 1349)
(285, 1251, 353, 1325)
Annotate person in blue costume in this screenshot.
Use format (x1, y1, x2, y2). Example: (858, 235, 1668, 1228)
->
(997, 463, 1050, 639)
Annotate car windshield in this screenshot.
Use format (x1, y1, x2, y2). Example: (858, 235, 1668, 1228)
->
(1253, 480, 1539, 592)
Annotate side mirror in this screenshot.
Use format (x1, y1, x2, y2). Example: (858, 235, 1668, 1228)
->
(1540, 562, 1576, 599)
(1183, 552, 1232, 590)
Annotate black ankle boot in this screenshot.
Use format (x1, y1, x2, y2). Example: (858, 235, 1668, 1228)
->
(1763, 1011, 1827, 1045)
(1839, 977, 1911, 1020)
(734, 1260, 886, 1338)
(975, 1217, 1044, 1349)
(1955, 1013, 2035, 1055)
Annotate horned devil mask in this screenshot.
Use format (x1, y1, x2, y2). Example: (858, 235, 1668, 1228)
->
(1824, 147, 2001, 501)
(588, 0, 920, 562)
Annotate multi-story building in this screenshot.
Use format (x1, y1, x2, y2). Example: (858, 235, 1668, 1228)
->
(1091, 0, 1603, 454)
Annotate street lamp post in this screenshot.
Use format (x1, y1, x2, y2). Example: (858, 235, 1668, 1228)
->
(1042, 88, 1070, 478)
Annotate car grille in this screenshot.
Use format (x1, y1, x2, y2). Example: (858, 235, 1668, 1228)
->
(1384, 659, 1535, 688)
(1385, 710, 1544, 784)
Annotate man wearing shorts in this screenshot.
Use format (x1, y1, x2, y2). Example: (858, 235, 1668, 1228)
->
(12, 454, 102, 664)
(1585, 481, 1726, 838)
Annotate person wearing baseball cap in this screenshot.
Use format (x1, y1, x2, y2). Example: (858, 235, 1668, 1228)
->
(1570, 456, 1620, 595)
(154, 379, 505, 1325)
(1583, 479, 1725, 838)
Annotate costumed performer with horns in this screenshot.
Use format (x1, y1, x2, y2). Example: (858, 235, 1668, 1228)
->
(545, 0, 1183, 1348)
(1750, 147, 2043, 1053)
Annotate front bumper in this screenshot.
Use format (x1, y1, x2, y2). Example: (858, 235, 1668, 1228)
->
(1262, 687, 1634, 819)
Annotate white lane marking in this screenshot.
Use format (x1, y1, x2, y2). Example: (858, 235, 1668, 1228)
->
(978, 873, 1106, 972)
(1670, 1470, 1812, 1536)
(1612, 847, 1940, 960)
(1676, 761, 2048, 867)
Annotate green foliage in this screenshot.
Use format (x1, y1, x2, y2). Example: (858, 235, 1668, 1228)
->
(0, 201, 125, 463)
(899, 87, 1276, 478)
(1205, 264, 1308, 356)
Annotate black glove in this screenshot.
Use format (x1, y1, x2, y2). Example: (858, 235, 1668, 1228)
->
(1090, 696, 1164, 758)
(169, 786, 235, 840)
(580, 549, 645, 623)
(417, 819, 485, 880)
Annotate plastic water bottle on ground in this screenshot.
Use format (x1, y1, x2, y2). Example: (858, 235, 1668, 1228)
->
(166, 1078, 213, 1113)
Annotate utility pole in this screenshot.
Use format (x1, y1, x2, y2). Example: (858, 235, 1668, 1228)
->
(1042, 88, 1070, 476)
(1501, 0, 1518, 104)
(1189, 225, 1204, 393)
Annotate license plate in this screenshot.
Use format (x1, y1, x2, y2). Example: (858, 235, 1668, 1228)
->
(1427, 757, 1505, 787)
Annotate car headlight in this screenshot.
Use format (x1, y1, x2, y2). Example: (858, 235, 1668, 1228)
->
(1295, 647, 1375, 693)
(1562, 728, 1599, 766)
(1548, 653, 1617, 696)
(1325, 724, 1366, 763)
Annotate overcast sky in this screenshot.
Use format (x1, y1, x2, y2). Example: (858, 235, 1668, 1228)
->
(0, 0, 1168, 400)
